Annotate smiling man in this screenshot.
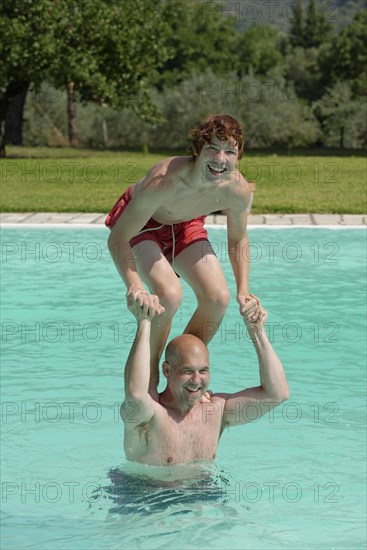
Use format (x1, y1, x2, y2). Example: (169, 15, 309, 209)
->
(122, 286, 289, 466)
(107, 114, 256, 399)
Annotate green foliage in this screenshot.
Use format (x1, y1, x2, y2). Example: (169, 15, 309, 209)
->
(289, 0, 332, 49)
(329, 11, 367, 96)
(0, 0, 58, 91)
(289, 0, 305, 47)
(49, 0, 172, 121)
(23, 72, 322, 150)
(314, 82, 367, 148)
(3, 0, 366, 154)
(0, 0, 173, 123)
(154, 0, 238, 88)
(284, 46, 329, 102)
(236, 25, 284, 77)
(304, 0, 332, 47)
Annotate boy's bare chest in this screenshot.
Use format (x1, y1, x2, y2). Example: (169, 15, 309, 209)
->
(154, 188, 229, 224)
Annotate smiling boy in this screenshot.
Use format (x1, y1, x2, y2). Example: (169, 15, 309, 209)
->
(106, 114, 257, 398)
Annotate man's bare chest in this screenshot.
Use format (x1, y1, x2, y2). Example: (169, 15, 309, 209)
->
(149, 409, 222, 463)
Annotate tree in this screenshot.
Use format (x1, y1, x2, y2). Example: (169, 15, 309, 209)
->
(153, 0, 238, 89)
(0, 0, 58, 155)
(289, 0, 305, 47)
(289, 0, 332, 49)
(304, 0, 332, 48)
(236, 25, 284, 78)
(314, 81, 367, 148)
(0, 0, 173, 155)
(330, 11, 367, 97)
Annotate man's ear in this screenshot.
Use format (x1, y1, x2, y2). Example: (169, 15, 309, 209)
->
(162, 360, 170, 379)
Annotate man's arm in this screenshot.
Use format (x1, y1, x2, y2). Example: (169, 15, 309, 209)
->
(120, 286, 163, 424)
(217, 299, 290, 428)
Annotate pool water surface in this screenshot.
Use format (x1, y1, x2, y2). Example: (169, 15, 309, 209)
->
(1, 227, 366, 549)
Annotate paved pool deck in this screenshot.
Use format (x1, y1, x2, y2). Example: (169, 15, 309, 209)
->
(0, 212, 365, 226)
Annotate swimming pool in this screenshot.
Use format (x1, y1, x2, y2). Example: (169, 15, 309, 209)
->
(1, 226, 366, 549)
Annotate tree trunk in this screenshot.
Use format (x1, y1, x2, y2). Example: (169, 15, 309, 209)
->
(340, 126, 344, 149)
(0, 80, 30, 158)
(102, 119, 109, 148)
(0, 125, 5, 158)
(67, 82, 78, 147)
(4, 84, 29, 145)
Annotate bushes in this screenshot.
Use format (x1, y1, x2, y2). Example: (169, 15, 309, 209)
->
(23, 73, 366, 151)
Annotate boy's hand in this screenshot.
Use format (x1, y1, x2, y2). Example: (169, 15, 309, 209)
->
(241, 296, 268, 330)
(200, 390, 213, 404)
(237, 293, 262, 323)
(127, 284, 165, 322)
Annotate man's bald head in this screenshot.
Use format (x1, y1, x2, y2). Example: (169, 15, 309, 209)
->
(164, 334, 209, 368)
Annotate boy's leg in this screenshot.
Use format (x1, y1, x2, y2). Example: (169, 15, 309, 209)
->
(132, 240, 182, 400)
(173, 241, 230, 343)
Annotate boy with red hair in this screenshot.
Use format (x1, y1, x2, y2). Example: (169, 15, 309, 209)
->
(106, 114, 258, 399)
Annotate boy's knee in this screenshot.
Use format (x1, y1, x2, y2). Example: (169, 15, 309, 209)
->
(157, 285, 182, 312)
(199, 286, 230, 311)
(212, 287, 230, 309)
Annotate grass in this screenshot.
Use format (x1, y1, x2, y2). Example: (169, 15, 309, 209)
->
(1, 146, 366, 214)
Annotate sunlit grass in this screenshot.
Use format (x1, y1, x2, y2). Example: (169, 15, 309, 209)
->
(1, 146, 365, 213)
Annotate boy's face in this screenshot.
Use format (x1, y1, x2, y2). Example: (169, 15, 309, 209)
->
(198, 136, 239, 180)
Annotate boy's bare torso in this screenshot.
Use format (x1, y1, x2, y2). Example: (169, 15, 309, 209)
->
(131, 156, 249, 224)
(124, 397, 226, 466)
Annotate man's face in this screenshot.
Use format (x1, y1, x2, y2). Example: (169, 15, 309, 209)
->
(165, 347, 210, 408)
(199, 136, 239, 181)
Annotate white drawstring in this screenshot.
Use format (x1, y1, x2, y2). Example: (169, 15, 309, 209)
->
(136, 223, 176, 263)
(171, 225, 175, 263)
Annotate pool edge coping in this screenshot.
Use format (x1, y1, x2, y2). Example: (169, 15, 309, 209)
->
(0, 212, 366, 227)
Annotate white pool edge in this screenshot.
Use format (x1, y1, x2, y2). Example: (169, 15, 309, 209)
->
(1, 223, 366, 230)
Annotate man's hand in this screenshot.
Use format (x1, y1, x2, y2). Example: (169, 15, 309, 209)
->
(127, 284, 165, 322)
(237, 293, 263, 323)
(241, 295, 268, 331)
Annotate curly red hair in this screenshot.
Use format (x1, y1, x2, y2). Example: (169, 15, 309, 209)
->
(187, 114, 245, 160)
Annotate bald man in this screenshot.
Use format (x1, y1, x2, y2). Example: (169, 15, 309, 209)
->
(121, 285, 290, 466)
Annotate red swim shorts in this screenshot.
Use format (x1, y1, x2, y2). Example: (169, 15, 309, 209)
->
(105, 186, 209, 263)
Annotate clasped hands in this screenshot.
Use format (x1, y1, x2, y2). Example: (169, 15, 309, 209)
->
(237, 293, 268, 329)
(127, 285, 267, 329)
(126, 284, 165, 321)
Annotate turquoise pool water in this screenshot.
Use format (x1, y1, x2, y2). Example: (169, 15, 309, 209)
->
(1, 227, 366, 549)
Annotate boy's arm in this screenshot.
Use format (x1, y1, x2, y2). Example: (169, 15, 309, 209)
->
(120, 286, 164, 424)
(217, 299, 290, 428)
(107, 163, 168, 293)
(223, 176, 256, 316)
(226, 208, 250, 296)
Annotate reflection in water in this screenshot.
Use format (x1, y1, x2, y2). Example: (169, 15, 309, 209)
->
(99, 462, 234, 516)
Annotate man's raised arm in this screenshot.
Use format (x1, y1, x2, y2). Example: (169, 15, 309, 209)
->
(217, 298, 290, 427)
(120, 285, 164, 424)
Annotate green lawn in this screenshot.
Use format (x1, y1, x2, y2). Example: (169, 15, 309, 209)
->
(1, 146, 366, 213)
